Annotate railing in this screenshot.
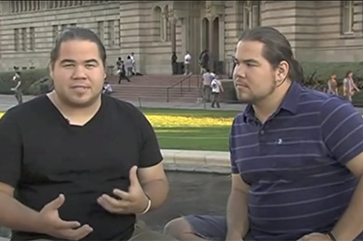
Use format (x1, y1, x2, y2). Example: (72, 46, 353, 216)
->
(166, 74, 197, 102)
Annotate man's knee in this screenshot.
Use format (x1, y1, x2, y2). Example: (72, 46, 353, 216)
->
(129, 220, 177, 241)
(164, 217, 193, 239)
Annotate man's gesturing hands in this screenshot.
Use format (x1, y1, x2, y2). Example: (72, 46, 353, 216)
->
(38, 194, 93, 241)
(35, 166, 148, 240)
(97, 165, 149, 214)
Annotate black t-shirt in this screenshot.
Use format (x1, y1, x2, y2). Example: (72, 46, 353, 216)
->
(0, 94, 163, 240)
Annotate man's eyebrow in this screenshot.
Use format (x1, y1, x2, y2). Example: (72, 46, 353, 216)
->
(60, 59, 76, 64)
(242, 58, 259, 64)
(233, 57, 259, 64)
(84, 59, 99, 64)
(59, 59, 99, 64)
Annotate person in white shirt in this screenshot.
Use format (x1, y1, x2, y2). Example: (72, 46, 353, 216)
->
(130, 52, 136, 75)
(210, 75, 224, 108)
(184, 51, 191, 75)
(102, 82, 113, 95)
(343, 71, 360, 102)
(11, 71, 23, 105)
(125, 56, 134, 77)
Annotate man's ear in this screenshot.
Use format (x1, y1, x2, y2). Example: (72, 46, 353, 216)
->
(276, 60, 289, 82)
(48, 65, 53, 80)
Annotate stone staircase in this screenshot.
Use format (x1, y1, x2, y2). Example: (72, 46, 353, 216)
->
(107, 74, 202, 103)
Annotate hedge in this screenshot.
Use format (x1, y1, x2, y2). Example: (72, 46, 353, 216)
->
(300, 62, 363, 106)
(0, 69, 49, 95)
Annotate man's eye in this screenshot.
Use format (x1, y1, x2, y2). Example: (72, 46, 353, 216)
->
(63, 64, 74, 68)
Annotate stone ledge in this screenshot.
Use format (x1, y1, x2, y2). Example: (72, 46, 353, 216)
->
(161, 149, 231, 174)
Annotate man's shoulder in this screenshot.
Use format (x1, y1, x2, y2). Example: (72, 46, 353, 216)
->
(103, 95, 144, 118)
(299, 87, 348, 109)
(232, 111, 246, 126)
(0, 95, 49, 130)
(299, 87, 358, 122)
(4, 95, 48, 117)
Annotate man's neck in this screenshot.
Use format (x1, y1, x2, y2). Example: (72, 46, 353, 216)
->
(47, 91, 102, 126)
(253, 81, 292, 124)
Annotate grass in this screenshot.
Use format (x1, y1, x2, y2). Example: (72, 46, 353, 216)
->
(0, 108, 240, 151)
(141, 108, 239, 151)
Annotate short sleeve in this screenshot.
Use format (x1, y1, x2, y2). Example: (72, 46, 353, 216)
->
(320, 97, 363, 165)
(229, 118, 239, 174)
(0, 111, 22, 187)
(135, 109, 163, 168)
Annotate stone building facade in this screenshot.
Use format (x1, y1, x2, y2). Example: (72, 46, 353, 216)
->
(0, 1, 362, 74)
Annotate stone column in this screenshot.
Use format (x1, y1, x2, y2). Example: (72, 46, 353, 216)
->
(208, 17, 214, 70)
(169, 9, 176, 53)
(161, 10, 168, 41)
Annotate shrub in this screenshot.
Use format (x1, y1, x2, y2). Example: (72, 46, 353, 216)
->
(27, 77, 53, 95)
(301, 62, 363, 88)
(300, 62, 363, 106)
(0, 69, 49, 95)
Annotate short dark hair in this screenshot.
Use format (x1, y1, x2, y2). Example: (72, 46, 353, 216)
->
(239, 26, 304, 83)
(50, 27, 106, 67)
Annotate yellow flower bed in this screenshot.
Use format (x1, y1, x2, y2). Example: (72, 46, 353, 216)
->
(0, 112, 233, 127)
(146, 115, 233, 127)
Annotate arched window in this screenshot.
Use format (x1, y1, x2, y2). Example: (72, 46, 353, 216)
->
(153, 6, 164, 41)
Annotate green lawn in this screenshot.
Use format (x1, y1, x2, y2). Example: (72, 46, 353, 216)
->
(140, 108, 239, 151)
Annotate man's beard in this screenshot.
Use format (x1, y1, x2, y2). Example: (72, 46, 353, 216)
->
(235, 78, 277, 104)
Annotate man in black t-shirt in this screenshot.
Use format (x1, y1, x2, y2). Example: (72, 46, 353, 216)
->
(0, 28, 176, 241)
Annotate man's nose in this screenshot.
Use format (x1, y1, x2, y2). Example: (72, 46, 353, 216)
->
(233, 66, 245, 79)
(72, 66, 87, 79)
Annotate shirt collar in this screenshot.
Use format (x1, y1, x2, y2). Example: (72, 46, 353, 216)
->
(243, 81, 302, 121)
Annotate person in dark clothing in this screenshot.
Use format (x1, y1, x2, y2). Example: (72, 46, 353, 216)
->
(0, 27, 175, 241)
(171, 52, 178, 75)
(116, 57, 122, 71)
(199, 50, 209, 74)
(118, 60, 131, 84)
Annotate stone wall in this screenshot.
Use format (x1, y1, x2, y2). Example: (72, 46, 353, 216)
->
(0, 1, 362, 74)
(0, 1, 121, 71)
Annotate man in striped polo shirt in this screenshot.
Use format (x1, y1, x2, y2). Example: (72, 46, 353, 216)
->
(164, 26, 363, 241)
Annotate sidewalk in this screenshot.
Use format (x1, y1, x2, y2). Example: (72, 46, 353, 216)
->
(162, 149, 230, 174)
(2, 94, 363, 113)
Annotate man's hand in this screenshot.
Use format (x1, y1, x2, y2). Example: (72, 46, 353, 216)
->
(297, 233, 331, 241)
(97, 166, 149, 214)
(38, 194, 93, 241)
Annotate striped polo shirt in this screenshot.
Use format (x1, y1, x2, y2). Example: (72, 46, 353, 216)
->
(230, 81, 363, 241)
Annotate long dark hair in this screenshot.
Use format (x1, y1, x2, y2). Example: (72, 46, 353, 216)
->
(239, 26, 304, 83)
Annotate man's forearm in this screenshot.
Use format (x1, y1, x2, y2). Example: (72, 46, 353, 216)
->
(332, 177, 363, 241)
(0, 192, 42, 233)
(142, 179, 169, 211)
(226, 190, 249, 240)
